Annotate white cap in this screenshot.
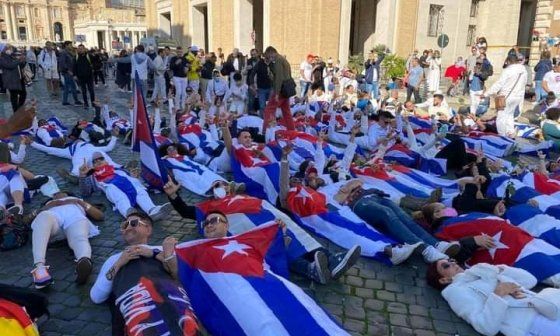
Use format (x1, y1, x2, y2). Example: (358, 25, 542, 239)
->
(40, 176, 60, 198)
(190, 45, 199, 52)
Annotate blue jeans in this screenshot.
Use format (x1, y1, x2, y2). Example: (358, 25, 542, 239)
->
(300, 80, 311, 98)
(257, 88, 271, 114)
(365, 82, 379, 100)
(62, 73, 79, 104)
(352, 195, 438, 245)
(535, 80, 546, 103)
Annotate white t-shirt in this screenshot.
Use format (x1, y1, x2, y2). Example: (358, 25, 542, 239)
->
(543, 70, 560, 95)
(300, 61, 313, 82)
(236, 115, 264, 133)
(46, 197, 87, 228)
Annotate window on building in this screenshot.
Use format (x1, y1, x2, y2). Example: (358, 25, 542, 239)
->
(34, 8, 40, 17)
(428, 4, 444, 37)
(18, 26, 27, 40)
(470, 0, 479, 17)
(53, 8, 61, 18)
(467, 25, 476, 46)
(1, 31, 6, 40)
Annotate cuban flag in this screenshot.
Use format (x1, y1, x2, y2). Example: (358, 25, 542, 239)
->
(231, 143, 280, 203)
(196, 195, 322, 259)
(407, 116, 433, 132)
(515, 139, 553, 157)
(506, 204, 560, 248)
(487, 174, 560, 219)
(515, 123, 540, 139)
(389, 165, 459, 199)
(351, 165, 430, 203)
(459, 131, 514, 158)
(515, 171, 560, 198)
(176, 223, 349, 336)
(435, 213, 560, 282)
(287, 185, 394, 263)
(131, 73, 168, 190)
(384, 144, 447, 176)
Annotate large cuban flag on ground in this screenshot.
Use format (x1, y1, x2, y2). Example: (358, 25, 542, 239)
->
(383, 143, 447, 176)
(434, 213, 560, 282)
(196, 194, 322, 259)
(287, 185, 394, 263)
(506, 204, 560, 249)
(176, 223, 349, 336)
(131, 73, 168, 190)
(515, 171, 560, 198)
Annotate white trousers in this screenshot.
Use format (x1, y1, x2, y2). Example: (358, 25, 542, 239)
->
(188, 79, 200, 92)
(102, 182, 156, 217)
(0, 174, 25, 207)
(208, 149, 232, 173)
(31, 211, 91, 264)
(496, 97, 522, 137)
(151, 75, 167, 101)
(173, 167, 226, 196)
(470, 90, 483, 115)
(173, 77, 188, 110)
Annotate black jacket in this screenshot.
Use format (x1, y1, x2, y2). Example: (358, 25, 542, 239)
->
(74, 53, 93, 79)
(168, 194, 196, 220)
(252, 59, 272, 89)
(0, 54, 25, 91)
(169, 56, 189, 78)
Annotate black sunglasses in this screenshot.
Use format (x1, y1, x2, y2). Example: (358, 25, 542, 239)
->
(203, 216, 226, 227)
(93, 156, 105, 164)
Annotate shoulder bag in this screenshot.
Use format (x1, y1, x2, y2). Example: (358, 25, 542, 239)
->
(494, 72, 522, 111)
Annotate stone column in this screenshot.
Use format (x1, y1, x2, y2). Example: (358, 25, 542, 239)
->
(338, 0, 352, 67)
(10, 4, 18, 41)
(531, 0, 553, 66)
(3, 3, 14, 41)
(45, 6, 53, 41)
(25, 5, 34, 42)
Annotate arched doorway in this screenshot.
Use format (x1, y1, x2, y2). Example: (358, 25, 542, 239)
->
(53, 22, 63, 41)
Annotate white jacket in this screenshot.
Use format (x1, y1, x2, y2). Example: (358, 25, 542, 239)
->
(38, 49, 57, 71)
(486, 63, 528, 101)
(442, 263, 539, 336)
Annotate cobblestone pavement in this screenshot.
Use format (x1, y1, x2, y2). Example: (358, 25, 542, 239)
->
(0, 79, 481, 336)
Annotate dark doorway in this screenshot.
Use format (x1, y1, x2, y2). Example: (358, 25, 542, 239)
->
(252, 0, 263, 51)
(349, 0, 377, 55)
(97, 31, 105, 49)
(517, 0, 537, 58)
(53, 22, 63, 41)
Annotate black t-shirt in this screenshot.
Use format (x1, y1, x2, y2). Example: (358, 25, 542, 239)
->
(200, 61, 215, 80)
(112, 257, 198, 336)
(312, 62, 325, 83)
(169, 56, 190, 78)
(253, 59, 272, 89)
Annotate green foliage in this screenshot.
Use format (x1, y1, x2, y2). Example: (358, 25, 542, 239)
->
(381, 53, 406, 80)
(348, 54, 364, 75)
(373, 44, 388, 55)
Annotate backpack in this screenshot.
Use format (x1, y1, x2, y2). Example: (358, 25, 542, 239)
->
(0, 214, 29, 251)
(479, 62, 493, 81)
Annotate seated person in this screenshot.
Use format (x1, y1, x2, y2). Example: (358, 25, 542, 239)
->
(427, 261, 560, 336)
(542, 107, 560, 148)
(28, 186, 103, 289)
(224, 72, 248, 116)
(78, 152, 170, 220)
(0, 143, 26, 214)
(90, 212, 200, 335)
(416, 93, 451, 121)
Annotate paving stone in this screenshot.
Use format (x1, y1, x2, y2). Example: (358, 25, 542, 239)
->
(389, 313, 409, 327)
(364, 298, 385, 311)
(387, 302, 408, 314)
(391, 326, 415, 336)
(384, 281, 403, 293)
(413, 330, 437, 336)
(409, 315, 433, 329)
(409, 304, 430, 317)
(364, 279, 383, 289)
(366, 322, 389, 336)
(355, 287, 374, 298)
(343, 318, 366, 333)
(376, 290, 396, 302)
(346, 275, 364, 287)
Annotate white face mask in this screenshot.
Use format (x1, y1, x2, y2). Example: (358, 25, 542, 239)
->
(5, 49, 12, 55)
(213, 186, 227, 199)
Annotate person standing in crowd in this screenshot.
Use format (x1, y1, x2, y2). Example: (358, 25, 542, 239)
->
(427, 50, 441, 95)
(251, 51, 273, 115)
(131, 44, 153, 98)
(364, 50, 386, 101)
(115, 49, 131, 92)
(226, 48, 246, 74)
(169, 47, 190, 109)
(58, 41, 82, 106)
(299, 54, 314, 98)
(405, 49, 419, 72)
(407, 58, 424, 103)
(244, 48, 260, 113)
(311, 55, 326, 91)
(74, 44, 96, 109)
(150, 48, 167, 103)
(469, 57, 485, 115)
(26, 47, 37, 81)
(463, 46, 478, 95)
(200, 52, 216, 103)
(0, 44, 27, 113)
(483, 54, 527, 137)
(38, 42, 59, 97)
(262, 46, 295, 131)
(542, 59, 560, 98)
(91, 49, 106, 88)
(185, 45, 201, 93)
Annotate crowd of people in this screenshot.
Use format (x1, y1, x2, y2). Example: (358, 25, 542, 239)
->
(3, 36, 560, 336)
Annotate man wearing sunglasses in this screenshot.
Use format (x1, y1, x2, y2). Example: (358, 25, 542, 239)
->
(79, 152, 171, 219)
(90, 212, 200, 335)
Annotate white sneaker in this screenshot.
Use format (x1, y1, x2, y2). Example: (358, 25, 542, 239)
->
(148, 202, 172, 221)
(422, 245, 448, 263)
(389, 242, 421, 265)
(435, 241, 461, 257)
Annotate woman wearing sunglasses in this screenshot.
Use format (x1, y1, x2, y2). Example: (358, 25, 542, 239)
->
(427, 260, 560, 336)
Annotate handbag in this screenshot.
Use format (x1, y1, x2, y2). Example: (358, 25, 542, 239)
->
(21, 64, 33, 85)
(280, 78, 297, 98)
(528, 287, 560, 320)
(494, 72, 522, 110)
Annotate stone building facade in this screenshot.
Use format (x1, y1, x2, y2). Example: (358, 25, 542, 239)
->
(0, 0, 73, 46)
(72, 0, 147, 52)
(145, 0, 538, 72)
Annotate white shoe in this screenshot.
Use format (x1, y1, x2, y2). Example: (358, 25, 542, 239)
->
(422, 245, 448, 263)
(148, 202, 172, 221)
(389, 242, 421, 265)
(435, 241, 461, 257)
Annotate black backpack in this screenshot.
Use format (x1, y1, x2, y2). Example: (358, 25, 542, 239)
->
(0, 214, 29, 251)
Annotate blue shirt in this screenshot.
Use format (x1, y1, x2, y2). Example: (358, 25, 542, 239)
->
(408, 66, 423, 87)
(470, 75, 483, 92)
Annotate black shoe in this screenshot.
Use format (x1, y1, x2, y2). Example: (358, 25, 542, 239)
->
(62, 102, 71, 106)
(328, 245, 361, 280)
(75, 257, 93, 285)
